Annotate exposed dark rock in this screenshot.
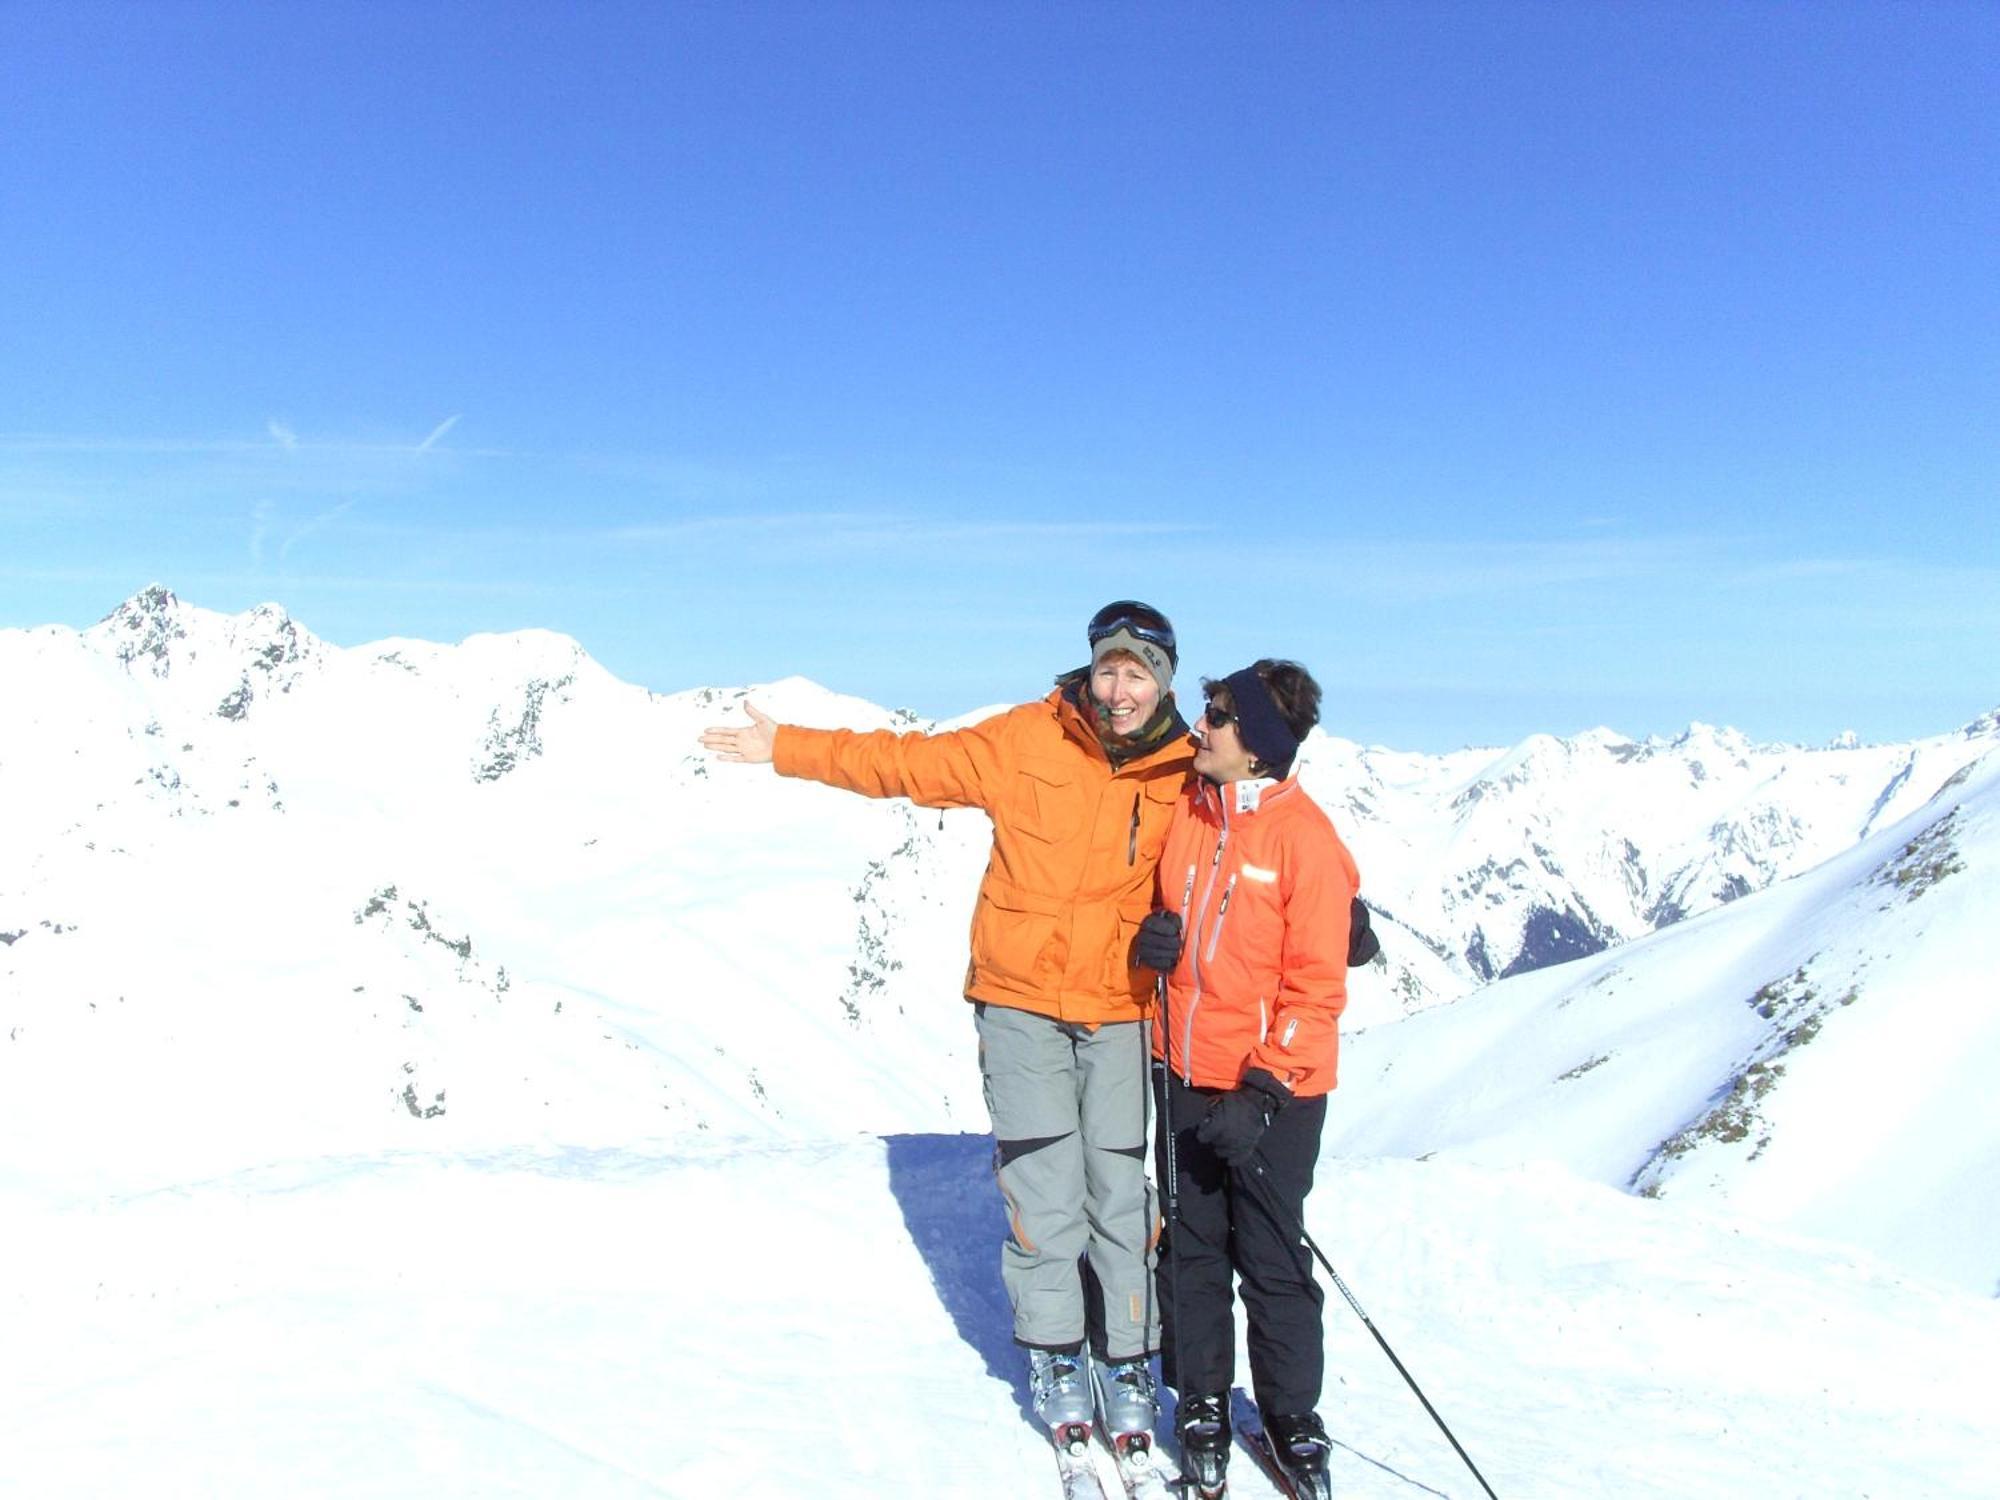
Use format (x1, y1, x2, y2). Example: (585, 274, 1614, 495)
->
(400, 1081, 446, 1119)
(1557, 1052, 1612, 1082)
(474, 674, 575, 781)
(1634, 963, 1864, 1195)
(1465, 928, 1494, 983)
(1876, 812, 1964, 903)
(101, 586, 186, 675)
(1499, 905, 1608, 978)
(1644, 895, 1689, 928)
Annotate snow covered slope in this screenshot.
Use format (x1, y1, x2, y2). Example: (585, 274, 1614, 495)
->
(2, 588, 994, 1195)
(1326, 749, 2000, 1295)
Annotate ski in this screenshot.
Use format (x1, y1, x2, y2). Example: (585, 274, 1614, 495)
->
(1097, 1427, 1178, 1500)
(1052, 1421, 1113, 1500)
(1242, 1430, 1327, 1500)
(1227, 1391, 1330, 1500)
(1088, 1360, 1175, 1500)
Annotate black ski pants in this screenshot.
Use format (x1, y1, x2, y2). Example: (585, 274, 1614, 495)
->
(1154, 1069, 1328, 1419)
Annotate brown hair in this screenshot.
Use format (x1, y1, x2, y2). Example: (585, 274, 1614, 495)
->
(1199, 658, 1321, 776)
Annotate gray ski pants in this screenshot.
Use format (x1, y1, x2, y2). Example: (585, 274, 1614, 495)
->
(974, 1001, 1159, 1361)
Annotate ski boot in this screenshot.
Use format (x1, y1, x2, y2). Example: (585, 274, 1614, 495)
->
(1029, 1347, 1095, 1454)
(1263, 1410, 1332, 1500)
(1174, 1391, 1230, 1499)
(1092, 1356, 1160, 1468)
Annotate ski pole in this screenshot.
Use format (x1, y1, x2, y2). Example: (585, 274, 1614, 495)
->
(1237, 1156, 1500, 1500)
(1153, 975, 1186, 1411)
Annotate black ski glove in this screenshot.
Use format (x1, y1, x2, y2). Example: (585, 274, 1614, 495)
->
(1348, 897, 1381, 967)
(1132, 909, 1184, 972)
(1196, 1067, 1292, 1166)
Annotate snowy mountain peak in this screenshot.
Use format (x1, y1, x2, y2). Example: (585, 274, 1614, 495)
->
(1570, 726, 1640, 754)
(1669, 720, 1755, 757)
(83, 585, 326, 698)
(452, 626, 590, 672)
(1960, 707, 2000, 741)
(88, 583, 195, 676)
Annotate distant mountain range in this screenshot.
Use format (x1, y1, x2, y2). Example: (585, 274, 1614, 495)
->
(4, 587, 1993, 1294)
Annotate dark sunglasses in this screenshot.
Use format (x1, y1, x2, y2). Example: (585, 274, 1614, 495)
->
(1201, 700, 1236, 729)
(1087, 600, 1177, 659)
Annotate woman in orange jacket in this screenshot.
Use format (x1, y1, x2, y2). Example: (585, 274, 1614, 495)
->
(701, 602, 1193, 1450)
(1132, 658, 1359, 1500)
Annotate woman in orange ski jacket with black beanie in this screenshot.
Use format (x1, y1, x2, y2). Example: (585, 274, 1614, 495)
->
(701, 602, 1193, 1446)
(1132, 658, 1359, 1498)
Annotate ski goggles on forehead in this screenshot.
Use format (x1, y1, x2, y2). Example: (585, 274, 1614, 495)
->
(1087, 600, 1176, 657)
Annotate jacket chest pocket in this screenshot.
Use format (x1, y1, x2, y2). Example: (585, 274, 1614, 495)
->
(1209, 860, 1282, 971)
(1012, 758, 1084, 844)
(1132, 776, 1182, 866)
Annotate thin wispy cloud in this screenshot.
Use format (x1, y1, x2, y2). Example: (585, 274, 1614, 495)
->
(416, 415, 462, 452)
(267, 421, 299, 450)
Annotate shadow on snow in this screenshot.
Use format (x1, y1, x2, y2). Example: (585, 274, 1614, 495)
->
(881, 1131, 1038, 1427)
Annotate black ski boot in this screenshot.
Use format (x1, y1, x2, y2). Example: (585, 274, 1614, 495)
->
(1174, 1392, 1230, 1499)
(1263, 1411, 1332, 1500)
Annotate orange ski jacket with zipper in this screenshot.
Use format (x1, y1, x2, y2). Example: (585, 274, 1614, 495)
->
(773, 684, 1193, 1026)
(1151, 774, 1360, 1096)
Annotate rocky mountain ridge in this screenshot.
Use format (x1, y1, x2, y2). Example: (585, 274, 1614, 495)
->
(8, 587, 1995, 1024)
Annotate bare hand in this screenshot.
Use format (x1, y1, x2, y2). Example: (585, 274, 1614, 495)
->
(699, 700, 779, 764)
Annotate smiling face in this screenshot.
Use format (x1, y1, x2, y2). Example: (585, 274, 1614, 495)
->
(1192, 691, 1260, 783)
(1089, 650, 1162, 735)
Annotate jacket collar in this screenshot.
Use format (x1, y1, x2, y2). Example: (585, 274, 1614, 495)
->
(1197, 773, 1299, 817)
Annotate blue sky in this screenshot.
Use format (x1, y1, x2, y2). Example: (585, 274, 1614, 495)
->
(3, 2, 1995, 751)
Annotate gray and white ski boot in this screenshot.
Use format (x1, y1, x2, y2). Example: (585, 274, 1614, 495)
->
(1029, 1348, 1095, 1451)
(1092, 1356, 1160, 1465)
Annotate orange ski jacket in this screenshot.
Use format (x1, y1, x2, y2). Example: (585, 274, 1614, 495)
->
(1152, 775, 1360, 1096)
(772, 686, 1194, 1026)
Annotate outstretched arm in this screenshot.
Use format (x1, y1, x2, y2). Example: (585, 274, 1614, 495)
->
(699, 701, 778, 765)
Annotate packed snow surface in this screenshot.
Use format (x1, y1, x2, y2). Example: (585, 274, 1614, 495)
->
(8, 1143, 1996, 1497)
